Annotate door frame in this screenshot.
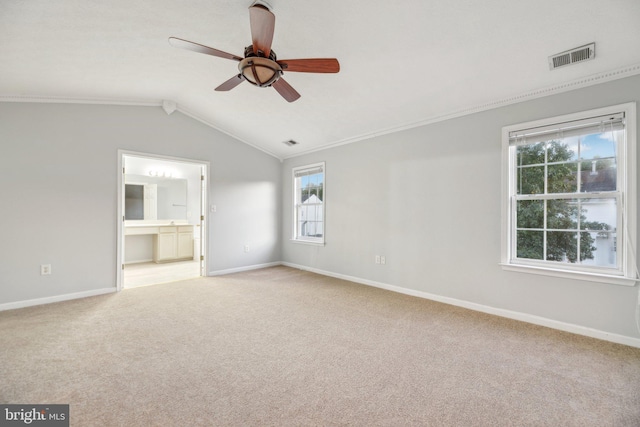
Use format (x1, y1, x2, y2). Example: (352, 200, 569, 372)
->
(116, 150, 210, 291)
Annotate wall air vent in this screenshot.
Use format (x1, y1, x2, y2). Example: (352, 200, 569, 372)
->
(282, 139, 299, 147)
(549, 43, 595, 70)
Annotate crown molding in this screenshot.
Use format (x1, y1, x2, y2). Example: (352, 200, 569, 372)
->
(0, 94, 162, 107)
(282, 63, 640, 159)
(3, 62, 640, 162)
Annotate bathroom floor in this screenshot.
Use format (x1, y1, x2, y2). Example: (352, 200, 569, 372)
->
(123, 260, 200, 288)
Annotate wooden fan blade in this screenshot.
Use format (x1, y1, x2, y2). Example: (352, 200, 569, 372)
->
(215, 74, 244, 91)
(169, 37, 243, 61)
(249, 5, 275, 57)
(277, 58, 340, 73)
(272, 78, 301, 102)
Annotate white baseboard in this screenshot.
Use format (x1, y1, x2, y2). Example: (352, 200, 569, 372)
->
(4, 262, 637, 348)
(208, 262, 282, 277)
(0, 287, 117, 312)
(282, 262, 640, 349)
(0, 261, 281, 311)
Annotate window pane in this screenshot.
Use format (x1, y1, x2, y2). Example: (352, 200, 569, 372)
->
(580, 160, 616, 192)
(580, 133, 617, 160)
(547, 140, 578, 162)
(547, 199, 578, 230)
(317, 174, 324, 201)
(517, 230, 543, 260)
(311, 205, 322, 237)
(580, 198, 616, 232)
(579, 198, 616, 265)
(546, 231, 578, 263)
(302, 173, 323, 203)
(547, 162, 577, 193)
(517, 200, 544, 229)
(580, 231, 617, 267)
(517, 142, 545, 166)
(517, 166, 544, 195)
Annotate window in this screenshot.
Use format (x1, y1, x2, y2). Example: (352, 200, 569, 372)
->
(293, 162, 325, 244)
(502, 103, 637, 285)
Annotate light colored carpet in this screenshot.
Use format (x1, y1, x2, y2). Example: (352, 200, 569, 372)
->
(1, 266, 639, 426)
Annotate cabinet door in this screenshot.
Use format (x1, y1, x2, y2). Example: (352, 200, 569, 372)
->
(157, 232, 178, 261)
(177, 232, 194, 259)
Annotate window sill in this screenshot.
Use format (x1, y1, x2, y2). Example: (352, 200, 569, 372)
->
(500, 263, 637, 286)
(290, 239, 325, 247)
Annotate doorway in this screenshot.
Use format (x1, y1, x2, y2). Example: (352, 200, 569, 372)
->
(116, 151, 208, 290)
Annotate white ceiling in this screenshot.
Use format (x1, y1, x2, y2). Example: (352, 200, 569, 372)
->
(2, 0, 640, 159)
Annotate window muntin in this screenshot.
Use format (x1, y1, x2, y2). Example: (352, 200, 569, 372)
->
(503, 104, 637, 283)
(293, 163, 325, 244)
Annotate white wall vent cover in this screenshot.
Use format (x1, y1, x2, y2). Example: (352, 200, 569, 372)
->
(549, 43, 595, 70)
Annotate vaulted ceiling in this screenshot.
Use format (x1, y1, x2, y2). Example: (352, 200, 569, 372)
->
(2, 0, 640, 159)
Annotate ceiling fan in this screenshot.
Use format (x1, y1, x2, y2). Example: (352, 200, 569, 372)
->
(169, 1, 340, 102)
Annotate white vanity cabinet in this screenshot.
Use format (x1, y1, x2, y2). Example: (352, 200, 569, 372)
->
(153, 225, 194, 263)
(177, 228, 194, 259)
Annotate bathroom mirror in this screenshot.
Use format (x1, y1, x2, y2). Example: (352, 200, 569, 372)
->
(124, 174, 188, 220)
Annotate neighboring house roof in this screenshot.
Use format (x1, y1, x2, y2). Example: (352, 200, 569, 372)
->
(302, 194, 322, 204)
(580, 169, 616, 192)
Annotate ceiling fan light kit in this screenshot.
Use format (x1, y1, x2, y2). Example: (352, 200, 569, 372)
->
(239, 46, 282, 87)
(169, 2, 339, 102)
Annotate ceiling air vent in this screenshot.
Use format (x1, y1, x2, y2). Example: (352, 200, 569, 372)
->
(282, 139, 299, 147)
(549, 43, 595, 70)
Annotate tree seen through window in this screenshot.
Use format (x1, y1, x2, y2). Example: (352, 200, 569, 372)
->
(515, 134, 617, 265)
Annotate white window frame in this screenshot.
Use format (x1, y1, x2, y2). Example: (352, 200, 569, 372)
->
(292, 162, 326, 245)
(501, 103, 637, 286)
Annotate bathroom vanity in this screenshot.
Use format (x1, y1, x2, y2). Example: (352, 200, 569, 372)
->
(125, 224, 194, 263)
(124, 171, 196, 264)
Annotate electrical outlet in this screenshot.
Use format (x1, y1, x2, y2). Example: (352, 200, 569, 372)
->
(381, 256, 386, 265)
(375, 255, 380, 264)
(41, 264, 51, 275)
(210, 205, 217, 213)
(244, 245, 250, 253)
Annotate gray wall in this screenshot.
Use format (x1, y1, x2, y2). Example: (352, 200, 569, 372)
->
(1, 76, 638, 342)
(0, 102, 282, 305)
(282, 74, 640, 340)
